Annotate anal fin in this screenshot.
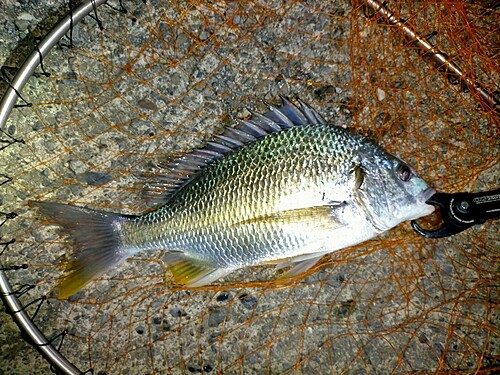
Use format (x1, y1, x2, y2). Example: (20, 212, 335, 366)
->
(164, 253, 232, 287)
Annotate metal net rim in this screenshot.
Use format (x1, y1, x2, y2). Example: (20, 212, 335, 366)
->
(0, 1, 107, 374)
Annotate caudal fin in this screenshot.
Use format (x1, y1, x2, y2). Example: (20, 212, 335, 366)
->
(33, 201, 132, 299)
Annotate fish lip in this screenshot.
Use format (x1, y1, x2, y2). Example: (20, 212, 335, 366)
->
(421, 187, 436, 203)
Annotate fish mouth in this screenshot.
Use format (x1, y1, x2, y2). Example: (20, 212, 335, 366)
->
(420, 187, 436, 203)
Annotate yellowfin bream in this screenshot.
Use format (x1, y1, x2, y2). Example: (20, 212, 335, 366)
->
(34, 98, 435, 298)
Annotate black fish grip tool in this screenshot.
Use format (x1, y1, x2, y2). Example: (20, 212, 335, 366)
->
(411, 189, 500, 238)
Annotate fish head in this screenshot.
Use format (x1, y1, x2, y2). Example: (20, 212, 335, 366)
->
(356, 152, 435, 232)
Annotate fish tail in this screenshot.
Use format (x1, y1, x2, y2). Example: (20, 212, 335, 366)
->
(32, 201, 133, 299)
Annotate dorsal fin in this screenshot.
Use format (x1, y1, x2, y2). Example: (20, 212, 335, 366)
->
(142, 97, 326, 205)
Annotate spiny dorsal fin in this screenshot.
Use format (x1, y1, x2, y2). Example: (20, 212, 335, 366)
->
(142, 97, 327, 205)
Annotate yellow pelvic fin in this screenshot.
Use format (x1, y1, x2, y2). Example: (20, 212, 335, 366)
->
(278, 254, 326, 278)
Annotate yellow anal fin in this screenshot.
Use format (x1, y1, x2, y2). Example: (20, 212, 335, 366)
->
(234, 204, 346, 229)
(164, 253, 232, 287)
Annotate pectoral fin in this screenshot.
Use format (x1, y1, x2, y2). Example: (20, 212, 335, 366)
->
(239, 205, 347, 280)
(234, 204, 347, 230)
(163, 253, 232, 287)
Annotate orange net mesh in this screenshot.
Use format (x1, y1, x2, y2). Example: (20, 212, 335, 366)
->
(1, 0, 498, 374)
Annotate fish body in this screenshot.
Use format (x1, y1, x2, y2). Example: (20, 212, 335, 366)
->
(35, 98, 435, 298)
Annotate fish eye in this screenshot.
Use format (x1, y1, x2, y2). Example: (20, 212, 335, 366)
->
(397, 163, 412, 182)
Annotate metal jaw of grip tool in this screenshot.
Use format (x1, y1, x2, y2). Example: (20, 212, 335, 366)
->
(411, 189, 500, 238)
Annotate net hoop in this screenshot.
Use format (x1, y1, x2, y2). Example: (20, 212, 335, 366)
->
(0, 1, 107, 374)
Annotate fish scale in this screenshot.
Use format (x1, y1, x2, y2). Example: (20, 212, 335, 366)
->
(34, 98, 435, 298)
(120, 125, 399, 265)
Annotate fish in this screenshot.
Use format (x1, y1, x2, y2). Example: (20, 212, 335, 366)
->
(34, 97, 435, 299)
